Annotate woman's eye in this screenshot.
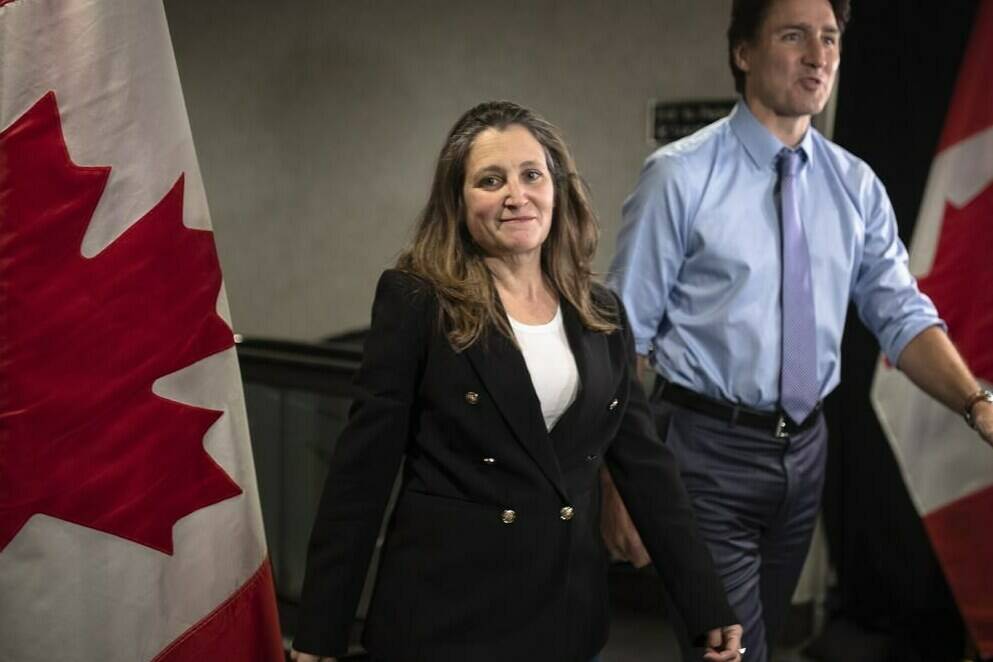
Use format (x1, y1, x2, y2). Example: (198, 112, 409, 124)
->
(524, 170, 543, 182)
(480, 176, 501, 188)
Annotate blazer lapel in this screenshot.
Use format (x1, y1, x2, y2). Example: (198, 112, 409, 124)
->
(554, 300, 613, 443)
(463, 329, 568, 501)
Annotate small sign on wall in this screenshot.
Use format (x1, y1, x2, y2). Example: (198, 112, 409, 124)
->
(649, 99, 736, 145)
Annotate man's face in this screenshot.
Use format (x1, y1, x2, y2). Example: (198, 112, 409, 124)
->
(735, 0, 840, 119)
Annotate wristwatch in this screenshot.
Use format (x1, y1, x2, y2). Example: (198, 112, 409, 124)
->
(963, 388, 993, 429)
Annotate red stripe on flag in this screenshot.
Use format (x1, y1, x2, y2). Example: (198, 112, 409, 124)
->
(923, 486, 993, 658)
(936, 0, 993, 152)
(917, 180, 993, 384)
(152, 558, 285, 662)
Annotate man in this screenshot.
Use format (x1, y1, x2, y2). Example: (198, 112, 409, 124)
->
(604, 1, 993, 660)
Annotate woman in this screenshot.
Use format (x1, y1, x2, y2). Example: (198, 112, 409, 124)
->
(291, 101, 742, 662)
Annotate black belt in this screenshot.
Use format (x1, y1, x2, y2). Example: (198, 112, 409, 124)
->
(653, 378, 822, 438)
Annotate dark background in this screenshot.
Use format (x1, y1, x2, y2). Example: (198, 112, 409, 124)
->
(821, 1, 981, 660)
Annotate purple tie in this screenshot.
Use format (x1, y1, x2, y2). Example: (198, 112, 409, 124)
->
(778, 149, 819, 424)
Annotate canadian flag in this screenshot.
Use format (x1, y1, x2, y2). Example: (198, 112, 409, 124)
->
(0, 1, 284, 661)
(871, 1, 993, 657)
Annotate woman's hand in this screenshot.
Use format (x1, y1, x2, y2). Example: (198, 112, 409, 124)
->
(702, 623, 744, 661)
(289, 648, 336, 662)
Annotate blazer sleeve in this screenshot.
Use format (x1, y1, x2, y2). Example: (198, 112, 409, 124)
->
(293, 269, 430, 657)
(604, 296, 737, 642)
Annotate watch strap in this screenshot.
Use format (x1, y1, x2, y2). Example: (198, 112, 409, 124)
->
(963, 388, 993, 428)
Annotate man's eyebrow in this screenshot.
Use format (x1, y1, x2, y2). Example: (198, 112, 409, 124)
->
(776, 22, 840, 34)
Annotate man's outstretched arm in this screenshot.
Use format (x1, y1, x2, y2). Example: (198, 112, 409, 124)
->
(897, 326, 993, 447)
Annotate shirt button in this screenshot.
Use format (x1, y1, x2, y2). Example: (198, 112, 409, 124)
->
(500, 509, 516, 524)
(559, 506, 574, 521)
(608, 398, 619, 411)
(482, 457, 496, 465)
(465, 391, 480, 405)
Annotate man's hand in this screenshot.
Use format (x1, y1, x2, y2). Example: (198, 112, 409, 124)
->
(599, 467, 651, 568)
(972, 400, 993, 447)
(702, 623, 744, 662)
(289, 649, 335, 662)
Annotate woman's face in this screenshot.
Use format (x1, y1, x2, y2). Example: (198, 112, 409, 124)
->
(462, 124, 555, 261)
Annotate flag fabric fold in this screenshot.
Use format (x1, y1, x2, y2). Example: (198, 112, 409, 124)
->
(871, 1, 993, 657)
(0, 1, 283, 660)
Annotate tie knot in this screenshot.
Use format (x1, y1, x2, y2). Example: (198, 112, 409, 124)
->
(778, 149, 803, 178)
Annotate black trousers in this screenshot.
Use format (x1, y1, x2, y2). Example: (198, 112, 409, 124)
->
(650, 397, 828, 662)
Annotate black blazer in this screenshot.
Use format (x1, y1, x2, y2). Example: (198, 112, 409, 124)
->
(294, 270, 733, 662)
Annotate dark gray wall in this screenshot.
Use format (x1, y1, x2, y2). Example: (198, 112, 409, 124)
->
(166, 0, 732, 340)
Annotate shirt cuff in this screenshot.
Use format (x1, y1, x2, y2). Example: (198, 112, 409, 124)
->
(634, 337, 654, 357)
(885, 319, 947, 367)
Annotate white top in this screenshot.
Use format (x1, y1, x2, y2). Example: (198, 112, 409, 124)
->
(509, 306, 580, 431)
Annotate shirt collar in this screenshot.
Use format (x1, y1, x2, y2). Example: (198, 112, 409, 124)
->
(729, 99, 816, 172)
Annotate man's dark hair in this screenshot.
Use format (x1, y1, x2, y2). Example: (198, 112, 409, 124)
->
(727, 0, 851, 95)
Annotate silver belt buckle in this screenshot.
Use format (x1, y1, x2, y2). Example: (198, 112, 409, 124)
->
(774, 414, 789, 439)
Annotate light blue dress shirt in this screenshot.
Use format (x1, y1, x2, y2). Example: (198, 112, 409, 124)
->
(608, 100, 943, 411)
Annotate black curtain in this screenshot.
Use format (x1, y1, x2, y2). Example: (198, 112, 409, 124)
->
(817, 1, 980, 661)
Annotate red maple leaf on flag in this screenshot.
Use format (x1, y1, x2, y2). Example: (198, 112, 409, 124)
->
(0, 92, 241, 554)
(917, 179, 993, 385)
